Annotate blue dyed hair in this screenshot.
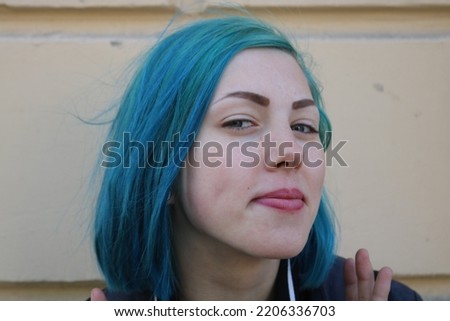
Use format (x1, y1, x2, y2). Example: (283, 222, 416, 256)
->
(95, 15, 336, 300)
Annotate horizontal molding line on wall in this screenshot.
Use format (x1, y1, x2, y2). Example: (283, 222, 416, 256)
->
(2, 0, 450, 10)
(1, 33, 450, 43)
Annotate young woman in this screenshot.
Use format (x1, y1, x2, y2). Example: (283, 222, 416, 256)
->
(90, 15, 421, 301)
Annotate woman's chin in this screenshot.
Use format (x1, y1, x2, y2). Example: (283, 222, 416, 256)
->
(246, 241, 307, 260)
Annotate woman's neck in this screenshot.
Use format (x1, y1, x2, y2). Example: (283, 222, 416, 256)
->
(176, 250, 280, 300)
(177, 245, 280, 301)
(173, 212, 280, 300)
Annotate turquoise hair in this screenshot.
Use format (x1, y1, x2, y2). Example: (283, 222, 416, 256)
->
(94, 15, 336, 300)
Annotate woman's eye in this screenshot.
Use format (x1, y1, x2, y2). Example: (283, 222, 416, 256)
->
(291, 123, 318, 134)
(222, 119, 254, 130)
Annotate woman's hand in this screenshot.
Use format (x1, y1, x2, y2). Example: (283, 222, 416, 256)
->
(344, 248, 393, 300)
(90, 288, 107, 301)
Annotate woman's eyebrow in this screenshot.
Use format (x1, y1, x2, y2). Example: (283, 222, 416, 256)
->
(214, 91, 270, 106)
(213, 91, 316, 109)
(292, 98, 316, 109)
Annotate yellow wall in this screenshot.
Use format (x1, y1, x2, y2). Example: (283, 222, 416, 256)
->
(1, 0, 449, 299)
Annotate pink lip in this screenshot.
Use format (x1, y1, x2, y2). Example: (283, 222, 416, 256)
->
(253, 188, 305, 211)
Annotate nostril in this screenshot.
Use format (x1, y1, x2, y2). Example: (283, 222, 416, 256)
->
(276, 152, 302, 169)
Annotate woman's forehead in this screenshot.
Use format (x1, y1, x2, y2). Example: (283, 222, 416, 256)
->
(211, 48, 312, 105)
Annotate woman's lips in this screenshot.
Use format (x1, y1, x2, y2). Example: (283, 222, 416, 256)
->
(253, 188, 305, 211)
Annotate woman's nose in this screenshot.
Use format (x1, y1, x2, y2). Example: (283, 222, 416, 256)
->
(262, 126, 303, 169)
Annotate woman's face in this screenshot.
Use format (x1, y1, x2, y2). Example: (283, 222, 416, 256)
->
(174, 48, 325, 259)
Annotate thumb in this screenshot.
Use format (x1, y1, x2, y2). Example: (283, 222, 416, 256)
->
(90, 288, 107, 301)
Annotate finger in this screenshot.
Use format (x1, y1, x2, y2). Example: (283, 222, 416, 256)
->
(372, 266, 393, 301)
(355, 248, 374, 301)
(344, 258, 358, 301)
(90, 288, 107, 301)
